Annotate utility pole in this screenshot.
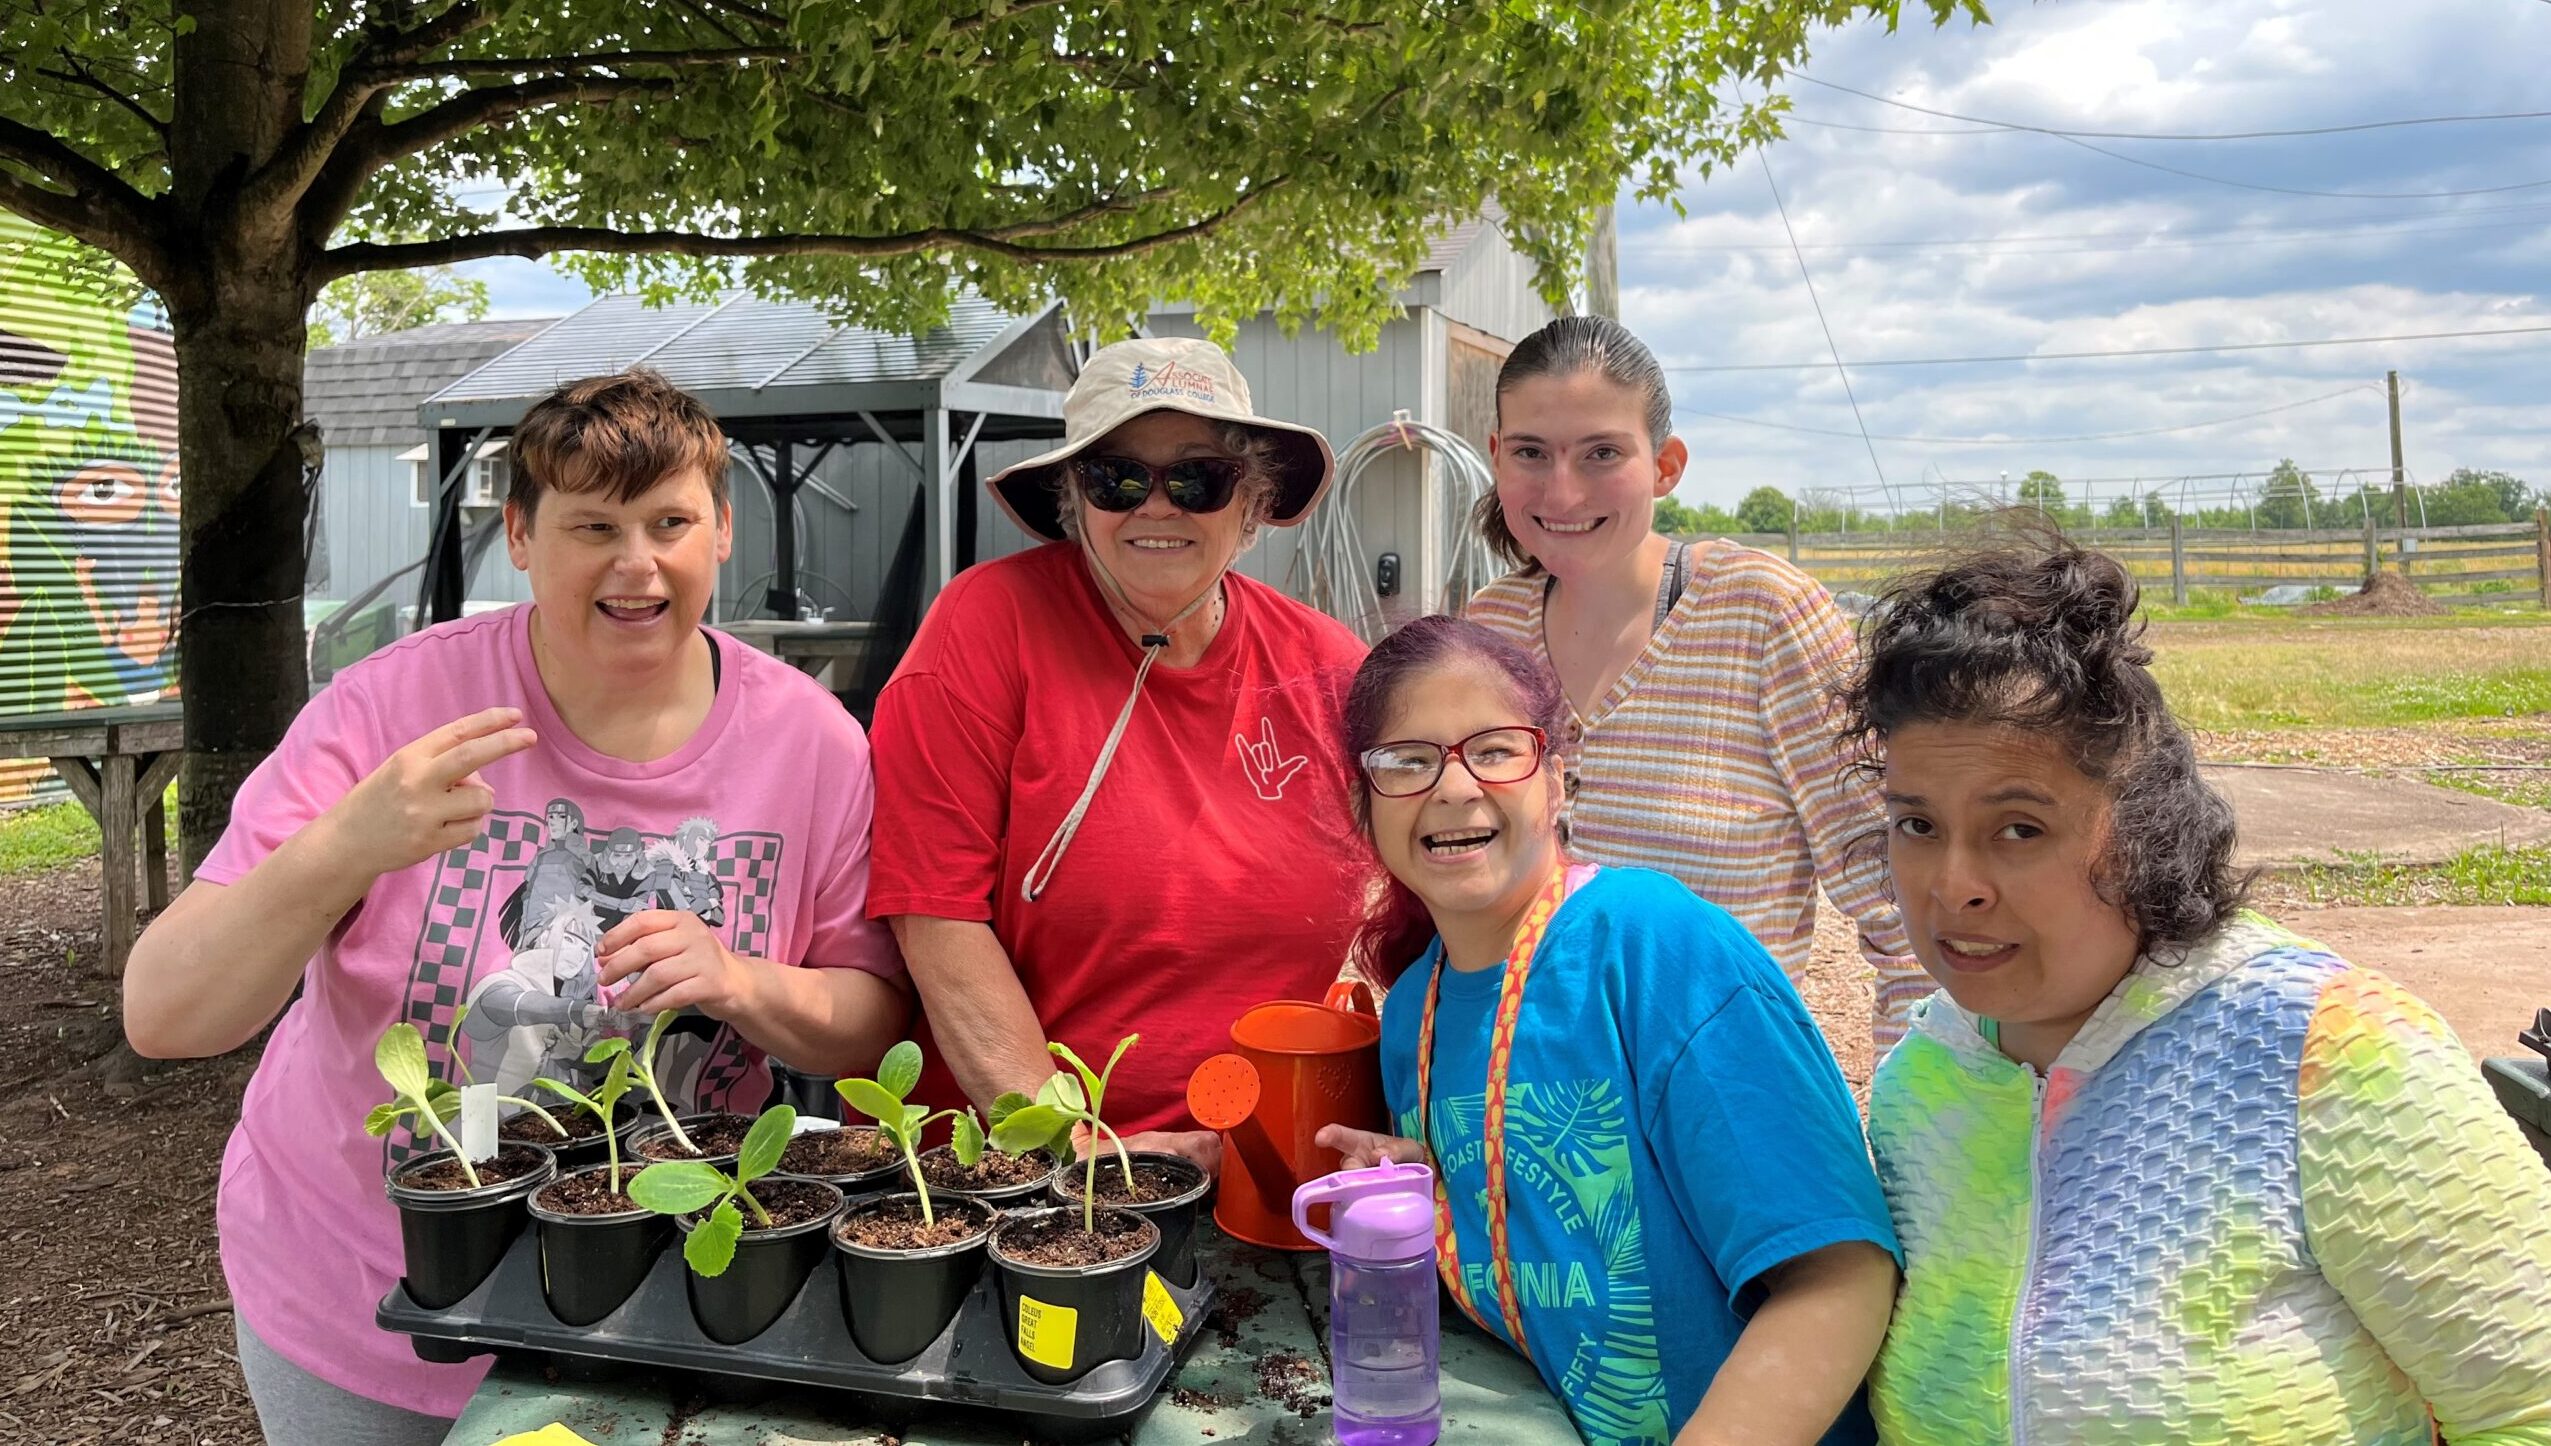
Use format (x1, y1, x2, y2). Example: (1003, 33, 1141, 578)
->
(2388, 370, 2408, 532)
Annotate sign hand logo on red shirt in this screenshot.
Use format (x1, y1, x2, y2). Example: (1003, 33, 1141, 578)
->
(1235, 716, 1307, 801)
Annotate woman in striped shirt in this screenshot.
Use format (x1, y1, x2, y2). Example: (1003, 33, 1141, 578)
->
(1465, 316, 1927, 1051)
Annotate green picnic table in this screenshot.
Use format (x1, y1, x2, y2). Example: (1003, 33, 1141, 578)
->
(441, 1223, 1572, 1444)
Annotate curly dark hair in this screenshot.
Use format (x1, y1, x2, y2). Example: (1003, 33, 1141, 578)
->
(1841, 525, 2250, 953)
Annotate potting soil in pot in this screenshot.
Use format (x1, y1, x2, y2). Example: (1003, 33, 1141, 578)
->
(784, 1128, 897, 1177)
(995, 1208, 1153, 1268)
(638, 1112, 756, 1161)
(1056, 1161, 1191, 1205)
(837, 1196, 992, 1250)
(502, 1111, 603, 1146)
(713, 1177, 838, 1229)
(401, 1143, 548, 1191)
(533, 1170, 643, 1215)
(921, 1149, 1049, 1192)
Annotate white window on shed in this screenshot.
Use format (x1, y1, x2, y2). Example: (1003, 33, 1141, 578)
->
(401, 440, 512, 508)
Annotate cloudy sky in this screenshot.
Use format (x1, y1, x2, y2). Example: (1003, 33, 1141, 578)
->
(464, 0, 2551, 515)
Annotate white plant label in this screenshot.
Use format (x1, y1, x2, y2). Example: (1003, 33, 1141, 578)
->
(459, 1083, 498, 1163)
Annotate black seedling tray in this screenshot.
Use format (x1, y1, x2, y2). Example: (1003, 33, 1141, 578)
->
(377, 1225, 1217, 1440)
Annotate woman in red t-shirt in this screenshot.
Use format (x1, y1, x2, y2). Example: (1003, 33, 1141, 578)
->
(867, 338, 1371, 1169)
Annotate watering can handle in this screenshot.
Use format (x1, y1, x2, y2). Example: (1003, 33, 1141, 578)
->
(1324, 979, 1378, 1017)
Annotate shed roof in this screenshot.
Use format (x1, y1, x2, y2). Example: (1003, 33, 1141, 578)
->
(424, 290, 1067, 434)
(303, 319, 556, 447)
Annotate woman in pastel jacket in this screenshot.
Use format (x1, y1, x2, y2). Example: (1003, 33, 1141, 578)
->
(1852, 529, 2551, 1445)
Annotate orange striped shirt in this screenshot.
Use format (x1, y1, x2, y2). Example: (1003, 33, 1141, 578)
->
(1468, 541, 1926, 1050)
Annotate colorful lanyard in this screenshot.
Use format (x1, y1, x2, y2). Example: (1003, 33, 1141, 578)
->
(1414, 864, 1571, 1357)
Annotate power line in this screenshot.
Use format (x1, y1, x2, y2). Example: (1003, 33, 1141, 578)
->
(1659, 322, 2551, 373)
(1790, 75, 2551, 142)
(1632, 210, 2551, 259)
(1756, 145, 1886, 487)
(1675, 384, 2378, 445)
(1790, 75, 2551, 200)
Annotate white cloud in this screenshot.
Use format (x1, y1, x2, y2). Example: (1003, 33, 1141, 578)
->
(1623, 0, 2551, 509)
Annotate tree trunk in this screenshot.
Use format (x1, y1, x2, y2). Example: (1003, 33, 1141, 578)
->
(168, 296, 316, 873)
(164, 0, 320, 870)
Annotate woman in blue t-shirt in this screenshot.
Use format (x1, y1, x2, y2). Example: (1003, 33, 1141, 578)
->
(1317, 615, 1899, 1446)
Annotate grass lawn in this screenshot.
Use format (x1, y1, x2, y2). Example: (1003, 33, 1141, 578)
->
(2148, 616, 2551, 729)
(2287, 844, 2551, 908)
(0, 791, 177, 875)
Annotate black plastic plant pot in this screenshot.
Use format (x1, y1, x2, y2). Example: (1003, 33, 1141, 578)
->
(830, 1192, 995, 1365)
(385, 1143, 557, 1310)
(987, 1206, 1161, 1387)
(1049, 1152, 1211, 1290)
(678, 1177, 844, 1346)
(628, 1112, 745, 1168)
(919, 1144, 1058, 1206)
(527, 1165, 670, 1327)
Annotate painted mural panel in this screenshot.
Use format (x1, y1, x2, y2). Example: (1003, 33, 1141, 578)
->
(0, 215, 182, 803)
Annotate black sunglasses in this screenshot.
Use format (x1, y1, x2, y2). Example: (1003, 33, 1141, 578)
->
(1070, 454, 1245, 514)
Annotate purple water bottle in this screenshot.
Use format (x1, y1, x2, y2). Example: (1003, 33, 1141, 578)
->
(1293, 1159, 1442, 1445)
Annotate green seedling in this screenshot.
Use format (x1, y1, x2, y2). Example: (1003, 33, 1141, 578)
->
(991, 1034, 1139, 1233)
(366, 1023, 479, 1188)
(532, 1049, 638, 1193)
(626, 1104, 797, 1277)
(832, 1040, 983, 1227)
(584, 1010, 697, 1155)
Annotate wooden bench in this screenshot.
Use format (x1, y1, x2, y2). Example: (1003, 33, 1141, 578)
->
(0, 702, 186, 975)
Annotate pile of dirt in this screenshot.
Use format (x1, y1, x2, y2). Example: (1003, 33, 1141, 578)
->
(2299, 571, 2447, 617)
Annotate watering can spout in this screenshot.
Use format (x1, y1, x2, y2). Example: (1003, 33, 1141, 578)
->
(1183, 979, 1386, 1250)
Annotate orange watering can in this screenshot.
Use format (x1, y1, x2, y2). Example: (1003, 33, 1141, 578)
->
(1186, 980, 1387, 1251)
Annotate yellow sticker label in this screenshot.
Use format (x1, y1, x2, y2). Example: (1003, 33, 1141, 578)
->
(1016, 1294, 1080, 1370)
(1141, 1270, 1184, 1345)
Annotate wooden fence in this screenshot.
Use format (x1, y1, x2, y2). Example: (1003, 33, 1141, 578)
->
(1689, 510, 2551, 609)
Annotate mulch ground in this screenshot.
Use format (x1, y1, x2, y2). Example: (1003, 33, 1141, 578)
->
(0, 859, 260, 1445)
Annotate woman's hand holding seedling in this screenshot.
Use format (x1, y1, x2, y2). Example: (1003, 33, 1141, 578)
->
(596, 910, 758, 1017)
(324, 707, 537, 883)
(627, 1105, 797, 1277)
(834, 1040, 980, 1227)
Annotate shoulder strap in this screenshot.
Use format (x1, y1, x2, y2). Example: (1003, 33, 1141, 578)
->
(1652, 541, 1690, 632)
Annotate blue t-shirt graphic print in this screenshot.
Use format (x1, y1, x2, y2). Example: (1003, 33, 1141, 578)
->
(1381, 866, 1898, 1446)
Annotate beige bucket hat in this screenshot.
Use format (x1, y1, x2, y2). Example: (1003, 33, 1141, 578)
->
(988, 337, 1336, 542)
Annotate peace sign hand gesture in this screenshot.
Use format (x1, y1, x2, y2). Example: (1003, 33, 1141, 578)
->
(324, 707, 537, 882)
(1234, 717, 1307, 801)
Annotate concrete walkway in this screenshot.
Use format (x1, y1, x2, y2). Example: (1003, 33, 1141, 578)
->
(2203, 766, 2551, 870)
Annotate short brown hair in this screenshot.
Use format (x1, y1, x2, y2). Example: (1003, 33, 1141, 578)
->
(509, 368, 729, 520)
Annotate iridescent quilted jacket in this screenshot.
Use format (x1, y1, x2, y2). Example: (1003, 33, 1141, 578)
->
(1867, 914, 2551, 1445)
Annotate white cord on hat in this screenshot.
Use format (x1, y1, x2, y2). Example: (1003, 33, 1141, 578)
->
(1020, 539, 1227, 903)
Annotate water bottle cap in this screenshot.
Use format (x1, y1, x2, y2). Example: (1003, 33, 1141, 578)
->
(1301, 1158, 1435, 1262)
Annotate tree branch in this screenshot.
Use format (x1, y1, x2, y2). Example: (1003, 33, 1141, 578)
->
(0, 166, 169, 286)
(370, 45, 796, 82)
(364, 74, 681, 166)
(40, 52, 171, 138)
(0, 117, 162, 253)
(313, 179, 1289, 282)
(241, 0, 498, 217)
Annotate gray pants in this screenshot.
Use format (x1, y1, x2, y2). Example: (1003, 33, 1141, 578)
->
(234, 1312, 455, 1446)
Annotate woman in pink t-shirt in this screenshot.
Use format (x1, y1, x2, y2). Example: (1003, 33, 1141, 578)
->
(124, 371, 907, 1443)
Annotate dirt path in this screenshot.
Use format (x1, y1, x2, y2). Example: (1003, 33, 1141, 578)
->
(2271, 905, 2551, 1058)
(0, 860, 259, 1446)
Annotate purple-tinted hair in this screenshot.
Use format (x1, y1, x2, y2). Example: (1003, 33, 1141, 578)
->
(1340, 615, 1572, 984)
